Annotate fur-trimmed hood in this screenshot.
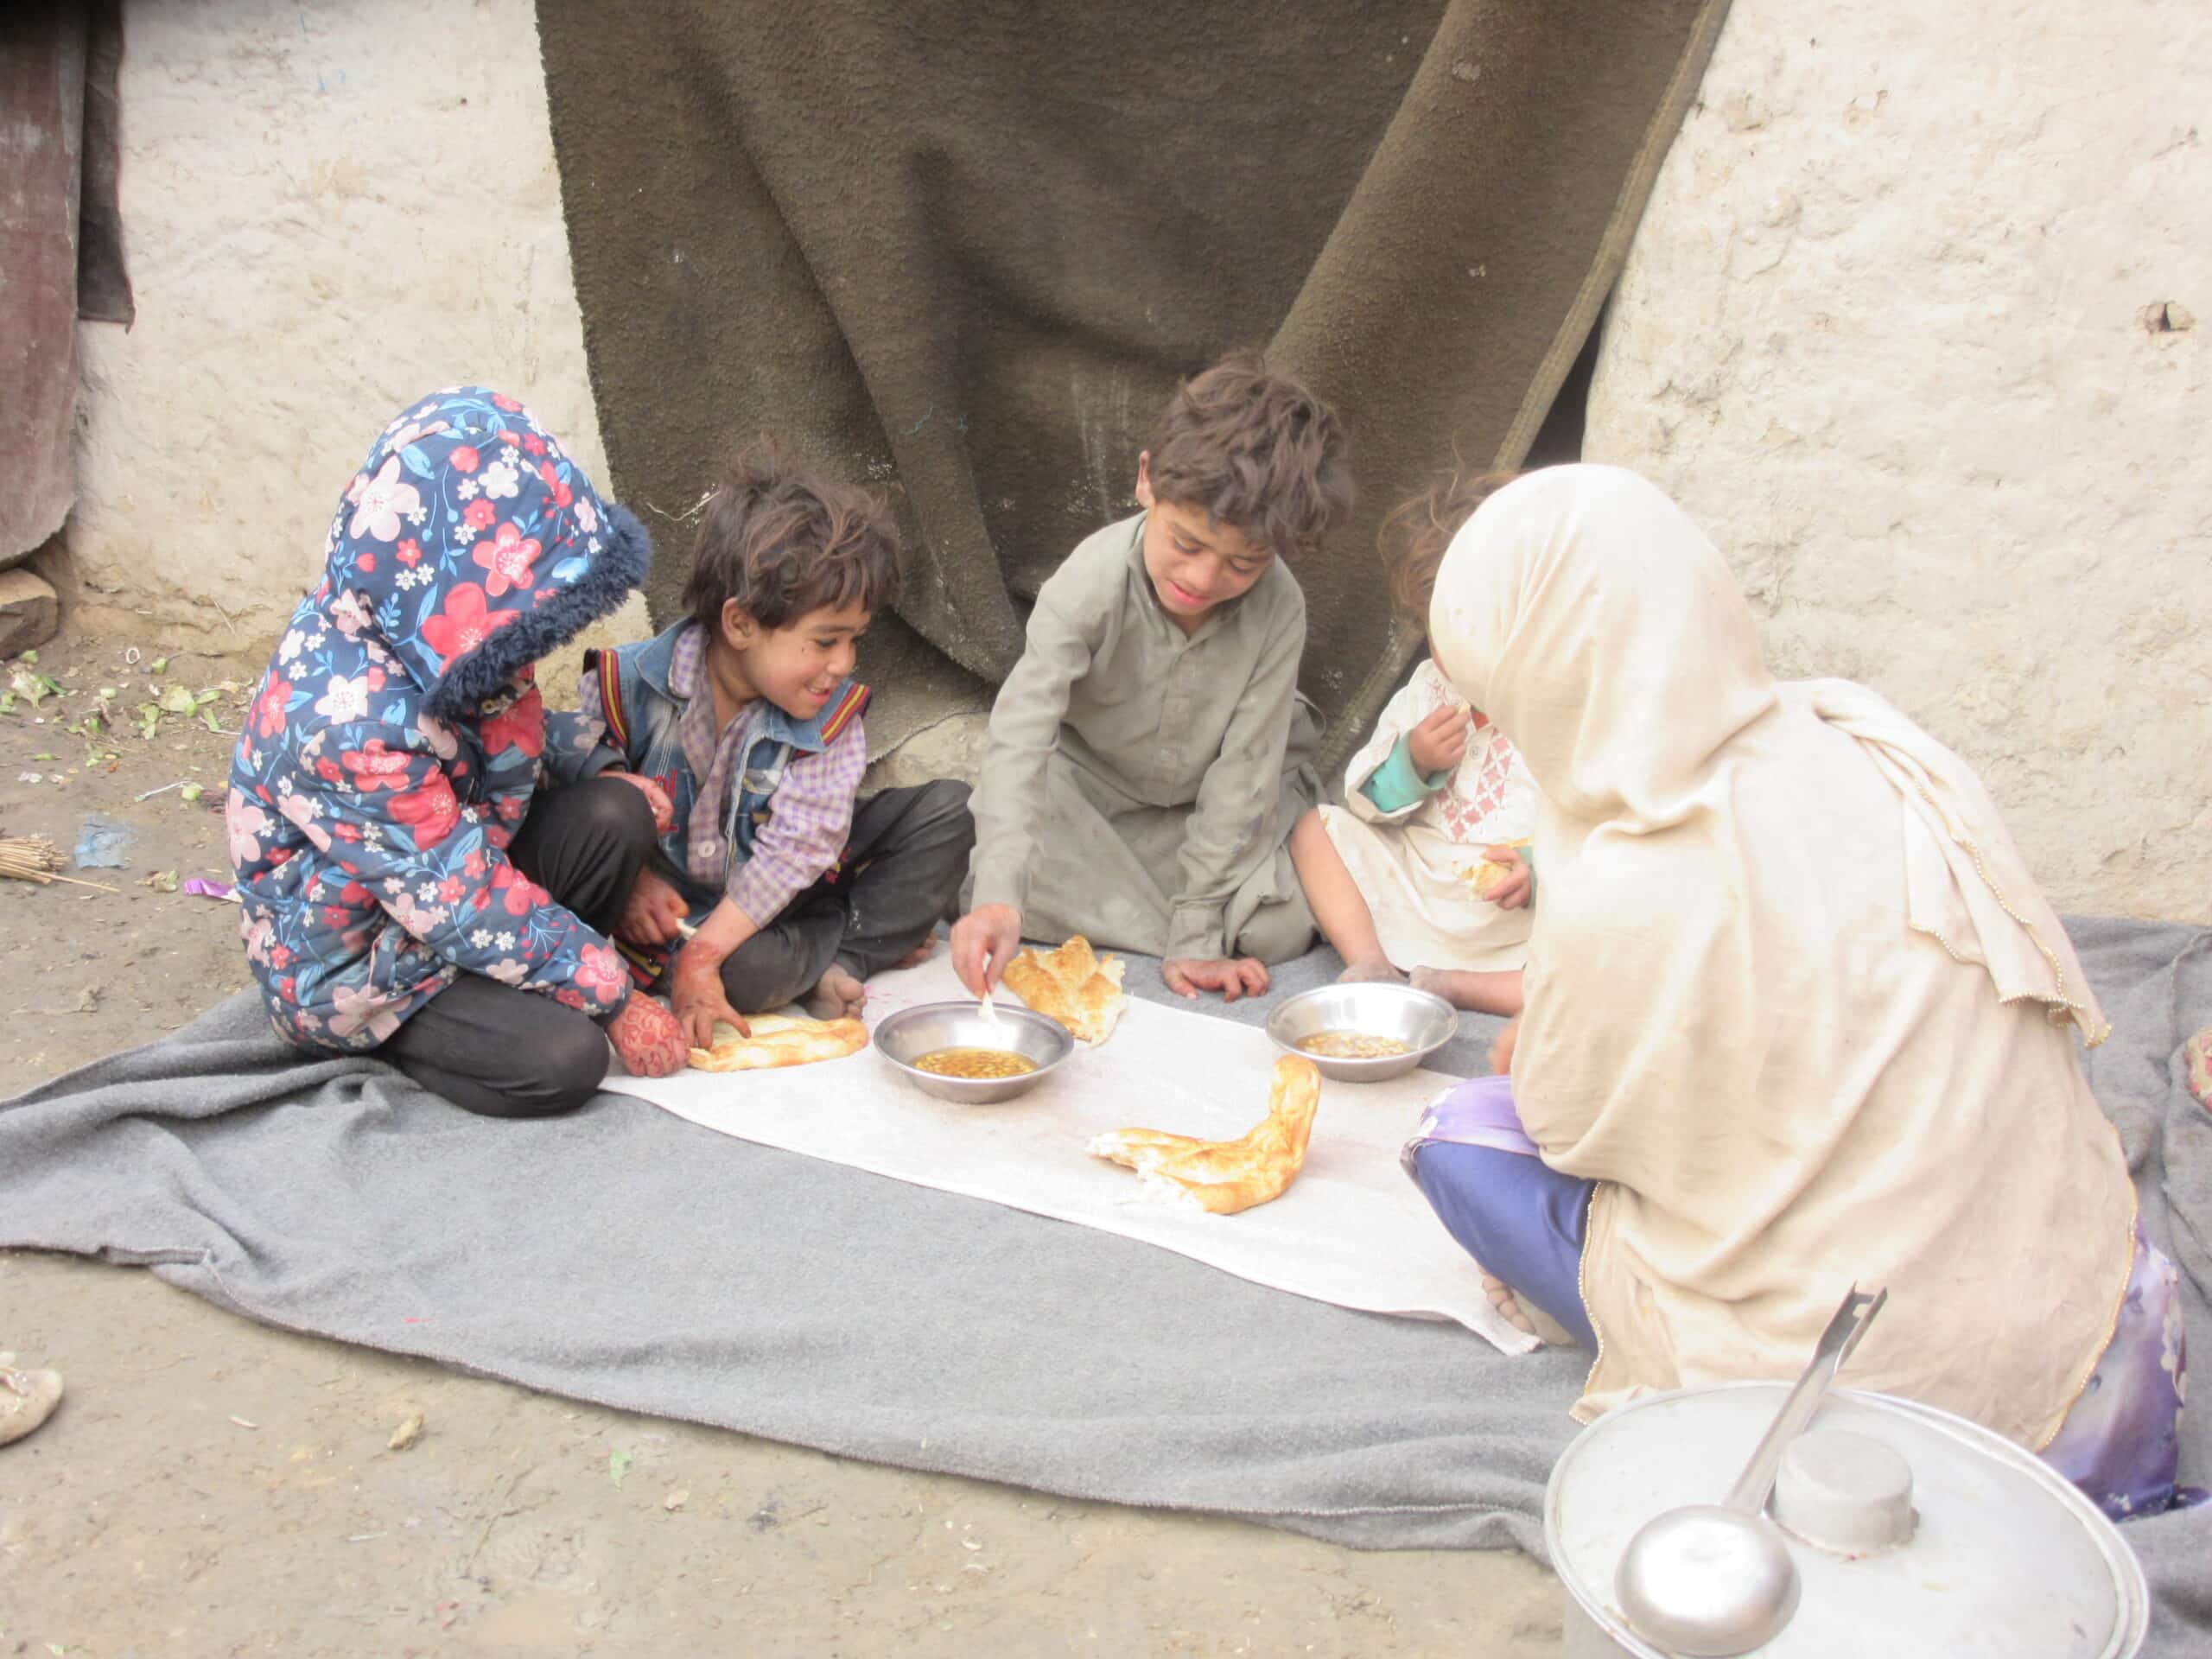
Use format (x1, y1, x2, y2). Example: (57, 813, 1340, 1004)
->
(312, 385, 650, 719)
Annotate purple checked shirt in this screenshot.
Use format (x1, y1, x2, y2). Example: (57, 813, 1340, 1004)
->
(586, 622, 868, 927)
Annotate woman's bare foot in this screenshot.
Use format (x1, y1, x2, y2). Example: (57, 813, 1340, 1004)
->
(804, 964, 867, 1020)
(1480, 1273, 1538, 1337)
(893, 936, 938, 971)
(1478, 1274, 1575, 1345)
(1337, 957, 1407, 985)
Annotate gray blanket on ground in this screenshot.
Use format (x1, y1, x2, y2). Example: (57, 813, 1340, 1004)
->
(3, 917, 2206, 1649)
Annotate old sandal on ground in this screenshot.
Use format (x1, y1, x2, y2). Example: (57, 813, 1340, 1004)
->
(0, 1352, 65, 1446)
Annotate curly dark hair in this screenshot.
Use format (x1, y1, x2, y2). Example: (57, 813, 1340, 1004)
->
(682, 439, 900, 632)
(1143, 353, 1353, 558)
(1381, 467, 1522, 620)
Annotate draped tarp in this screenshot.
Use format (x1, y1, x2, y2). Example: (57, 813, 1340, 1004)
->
(537, 0, 1730, 764)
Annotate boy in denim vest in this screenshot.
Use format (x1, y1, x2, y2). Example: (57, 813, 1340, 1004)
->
(545, 445, 973, 1044)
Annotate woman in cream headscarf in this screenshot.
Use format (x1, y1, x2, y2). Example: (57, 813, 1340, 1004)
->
(1401, 464, 2183, 1516)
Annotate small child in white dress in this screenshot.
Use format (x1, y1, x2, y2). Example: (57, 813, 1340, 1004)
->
(1288, 471, 1536, 1015)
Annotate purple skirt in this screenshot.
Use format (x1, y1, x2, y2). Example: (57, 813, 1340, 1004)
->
(1405, 1073, 2195, 1522)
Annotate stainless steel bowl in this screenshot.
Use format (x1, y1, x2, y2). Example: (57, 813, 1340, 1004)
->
(873, 1001, 1076, 1103)
(1264, 982, 1457, 1082)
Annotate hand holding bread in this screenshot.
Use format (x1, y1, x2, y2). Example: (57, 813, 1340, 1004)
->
(1470, 839, 1533, 909)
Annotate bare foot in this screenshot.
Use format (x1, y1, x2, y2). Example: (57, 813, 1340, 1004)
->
(1481, 1272, 1538, 1337)
(804, 964, 866, 1020)
(1410, 966, 1468, 1004)
(1410, 965, 1523, 1017)
(893, 936, 939, 971)
(1478, 1274, 1575, 1345)
(1337, 957, 1407, 985)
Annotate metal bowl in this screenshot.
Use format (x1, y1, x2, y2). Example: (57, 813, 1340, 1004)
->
(873, 1000, 1076, 1103)
(1264, 982, 1457, 1082)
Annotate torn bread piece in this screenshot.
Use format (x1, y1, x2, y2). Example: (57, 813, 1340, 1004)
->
(1087, 1054, 1321, 1215)
(1001, 935, 1128, 1047)
(689, 1013, 868, 1072)
(1469, 836, 1533, 902)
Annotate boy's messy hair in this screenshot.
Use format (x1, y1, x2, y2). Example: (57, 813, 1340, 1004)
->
(683, 439, 899, 632)
(1382, 467, 1522, 620)
(1144, 353, 1352, 559)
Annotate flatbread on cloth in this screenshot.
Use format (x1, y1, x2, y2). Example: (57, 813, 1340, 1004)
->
(690, 1014, 868, 1073)
(1002, 937, 1128, 1047)
(1089, 1054, 1320, 1216)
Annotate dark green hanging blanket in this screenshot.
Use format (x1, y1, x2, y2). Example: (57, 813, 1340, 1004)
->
(536, 0, 1730, 765)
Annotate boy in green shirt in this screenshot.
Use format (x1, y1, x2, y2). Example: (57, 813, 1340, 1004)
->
(951, 355, 1351, 1001)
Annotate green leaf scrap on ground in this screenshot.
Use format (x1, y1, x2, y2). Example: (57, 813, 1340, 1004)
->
(157, 683, 199, 716)
(10, 667, 63, 707)
(608, 1448, 632, 1486)
(137, 703, 162, 739)
(142, 870, 180, 893)
(180, 783, 204, 804)
(149, 656, 168, 675)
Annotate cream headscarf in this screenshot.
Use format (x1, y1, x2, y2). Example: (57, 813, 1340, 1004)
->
(1430, 465, 2132, 1446)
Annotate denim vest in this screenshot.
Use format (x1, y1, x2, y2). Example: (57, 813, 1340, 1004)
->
(582, 622, 868, 902)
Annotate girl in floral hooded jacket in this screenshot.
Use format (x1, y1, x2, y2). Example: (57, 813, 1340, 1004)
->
(228, 386, 691, 1112)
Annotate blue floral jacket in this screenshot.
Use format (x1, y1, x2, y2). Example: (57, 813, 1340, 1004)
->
(227, 386, 652, 1051)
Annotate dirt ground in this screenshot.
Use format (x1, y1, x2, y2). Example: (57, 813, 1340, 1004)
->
(0, 632, 1565, 1658)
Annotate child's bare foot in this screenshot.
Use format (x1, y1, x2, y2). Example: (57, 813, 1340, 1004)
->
(804, 964, 867, 1020)
(1337, 957, 1406, 985)
(1411, 966, 1469, 1004)
(1410, 965, 1524, 1017)
(893, 936, 938, 971)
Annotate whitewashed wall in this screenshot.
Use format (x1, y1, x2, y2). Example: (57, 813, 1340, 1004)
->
(67, 0, 644, 700)
(1584, 1, 2210, 922)
(65, 1, 2210, 917)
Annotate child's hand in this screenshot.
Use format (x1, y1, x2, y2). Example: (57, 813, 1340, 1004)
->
(1163, 957, 1270, 1002)
(669, 945, 751, 1049)
(607, 992, 691, 1077)
(1478, 844, 1533, 911)
(950, 903, 1023, 996)
(617, 869, 690, 946)
(608, 770, 677, 835)
(1408, 705, 1472, 776)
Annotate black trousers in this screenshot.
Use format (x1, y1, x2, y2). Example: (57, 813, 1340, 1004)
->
(384, 776, 974, 1116)
(383, 776, 658, 1118)
(716, 778, 975, 1012)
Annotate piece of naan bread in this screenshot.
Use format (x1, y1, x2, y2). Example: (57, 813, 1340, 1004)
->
(689, 1013, 868, 1072)
(1469, 836, 1533, 902)
(1002, 935, 1127, 1047)
(1087, 1054, 1321, 1215)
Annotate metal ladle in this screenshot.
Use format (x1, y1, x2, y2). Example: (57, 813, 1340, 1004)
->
(1613, 1285, 1887, 1656)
